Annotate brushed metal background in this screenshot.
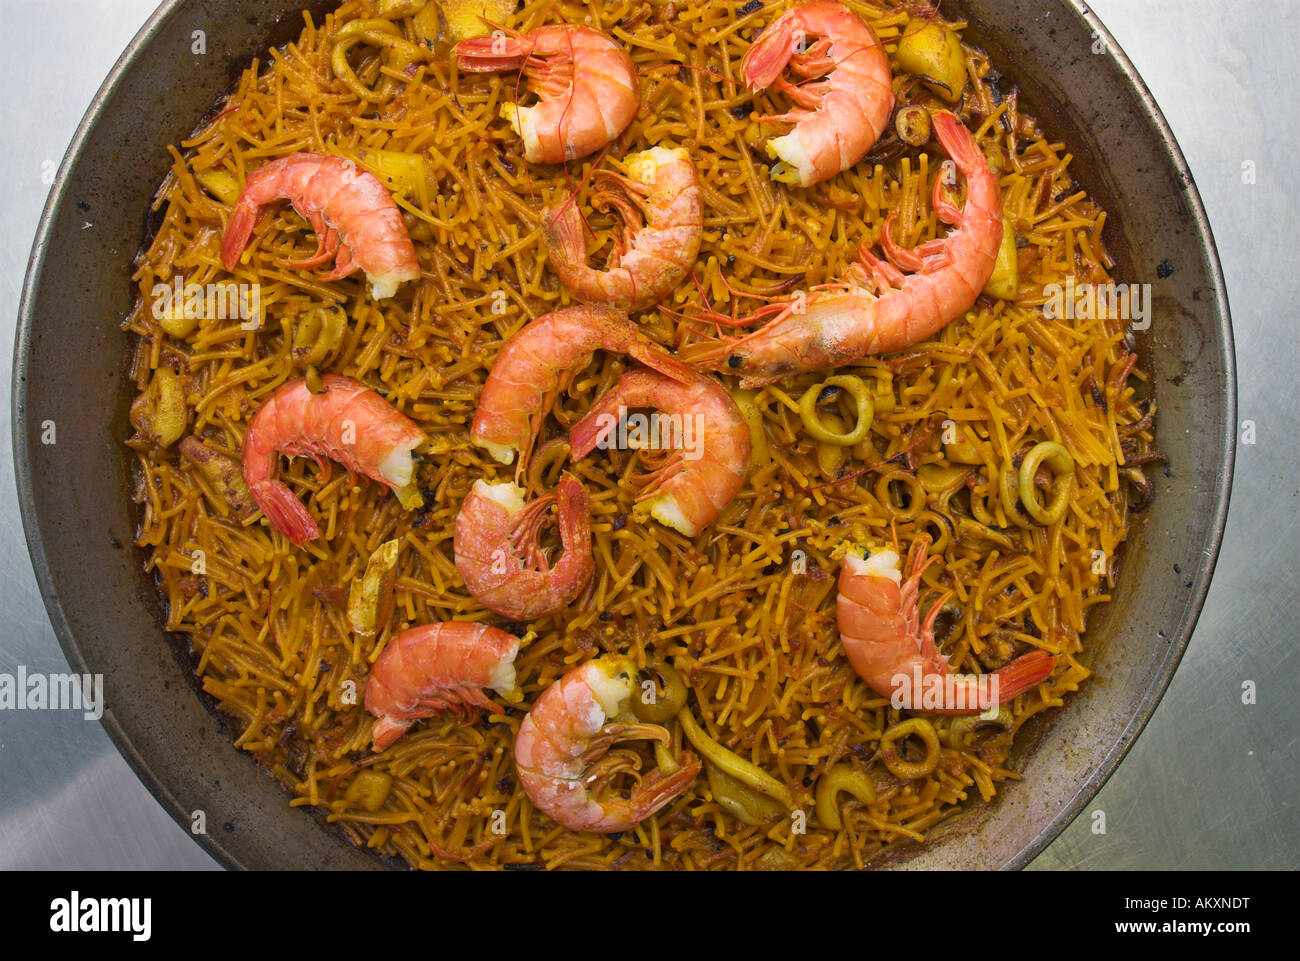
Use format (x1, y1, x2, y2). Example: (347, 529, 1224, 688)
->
(1, 0, 1294, 870)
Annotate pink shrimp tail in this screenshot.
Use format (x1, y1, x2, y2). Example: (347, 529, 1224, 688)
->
(635, 757, 702, 812)
(926, 648, 1056, 717)
(990, 650, 1055, 701)
(561, 350, 694, 463)
(555, 473, 593, 557)
(931, 109, 980, 167)
(248, 479, 321, 546)
(220, 199, 259, 270)
(741, 11, 802, 89)
(371, 716, 410, 753)
(567, 389, 623, 460)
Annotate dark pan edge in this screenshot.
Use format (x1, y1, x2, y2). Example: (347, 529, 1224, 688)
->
(13, 2, 241, 872)
(12, 0, 1236, 871)
(12, 0, 380, 873)
(994, 0, 1238, 868)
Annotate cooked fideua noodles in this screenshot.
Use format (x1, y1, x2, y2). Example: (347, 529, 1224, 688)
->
(125, 0, 1162, 869)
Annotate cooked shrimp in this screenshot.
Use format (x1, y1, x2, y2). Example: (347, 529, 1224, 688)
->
(514, 655, 700, 833)
(365, 622, 522, 751)
(569, 369, 751, 537)
(689, 112, 1001, 387)
(837, 544, 1055, 715)
(242, 374, 425, 546)
(543, 147, 703, 310)
(470, 306, 693, 474)
(742, 0, 894, 187)
(220, 153, 420, 299)
(455, 24, 639, 164)
(454, 473, 594, 622)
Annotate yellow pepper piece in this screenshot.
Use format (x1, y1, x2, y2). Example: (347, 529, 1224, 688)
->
(678, 708, 794, 810)
(896, 19, 967, 103)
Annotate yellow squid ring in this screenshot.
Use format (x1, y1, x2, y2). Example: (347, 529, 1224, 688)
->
(798, 376, 874, 446)
(946, 706, 1014, 750)
(856, 366, 895, 414)
(814, 764, 877, 830)
(915, 510, 954, 555)
(875, 469, 925, 522)
(288, 305, 347, 369)
(880, 717, 942, 780)
(1018, 442, 1075, 526)
(917, 463, 968, 513)
(705, 762, 788, 825)
(998, 466, 1035, 529)
(331, 20, 426, 102)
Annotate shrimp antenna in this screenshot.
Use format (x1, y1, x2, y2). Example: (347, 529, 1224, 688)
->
(793, 430, 932, 496)
(548, 141, 616, 250)
(669, 265, 796, 341)
(896, 2, 945, 41)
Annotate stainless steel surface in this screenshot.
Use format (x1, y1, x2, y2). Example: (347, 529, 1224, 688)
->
(1, 0, 1294, 871)
(27, 0, 1238, 873)
(1, 0, 216, 870)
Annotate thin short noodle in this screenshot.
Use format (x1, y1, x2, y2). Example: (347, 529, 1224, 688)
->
(125, 0, 1160, 870)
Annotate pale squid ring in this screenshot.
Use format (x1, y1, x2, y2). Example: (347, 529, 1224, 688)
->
(814, 764, 877, 830)
(879, 717, 942, 780)
(331, 20, 427, 102)
(798, 375, 874, 446)
(875, 469, 925, 522)
(999, 466, 1036, 530)
(1018, 441, 1075, 526)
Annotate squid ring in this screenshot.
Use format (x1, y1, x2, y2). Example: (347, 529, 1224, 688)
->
(946, 705, 1013, 750)
(799, 376, 874, 446)
(332, 20, 426, 102)
(998, 466, 1035, 529)
(815, 764, 877, 829)
(1018, 441, 1075, 526)
(875, 469, 925, 522)
(677, 708, 794, 809)
(880, 717, 942, 780)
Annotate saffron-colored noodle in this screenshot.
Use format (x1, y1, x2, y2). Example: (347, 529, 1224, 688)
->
(125, 0, 1161, 870)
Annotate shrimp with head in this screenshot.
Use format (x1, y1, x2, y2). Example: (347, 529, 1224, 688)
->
(454, 473, 594, 622)
(837, 540, 1055, 715)
(365, 622, 522, 751)
(742, 0, 894, 187)
(242, 374, 425, 546)
(514, 655, 700, 834)
(455, 24, 639, 164)
(569, 369, 751, 538)
(470, 306, 693, 475)
(220, 153, 420, 299)
(688, 112, 1002, 387)
(543, 146, 702, 310)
